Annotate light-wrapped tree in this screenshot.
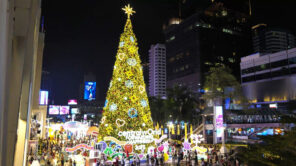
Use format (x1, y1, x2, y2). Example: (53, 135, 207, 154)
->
(98, 5, 153, 146)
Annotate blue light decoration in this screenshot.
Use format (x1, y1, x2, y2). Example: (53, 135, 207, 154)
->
(225, 98, 231, 110)
(164, 128, 168, 134)
(119, 41, 125, 47)
(130, 36, 135, 42)
(125, 80, 134, 88)
(257, 129, 274, 136)
(97, 141, 107, 152)
(109, 103, 118, 111)
(128, 108, 138, 118)
(104, 100, 108, 107)
(140, 99, 148, 107)
(84, 82, 96, 100)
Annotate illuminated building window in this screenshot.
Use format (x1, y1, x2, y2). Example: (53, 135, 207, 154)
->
(205, 62, 212, 65)
(222, 28, 233, 34)
(166, 36, 175, 42)
(169, 57, 175, 62)
(221, 10, 227, 16)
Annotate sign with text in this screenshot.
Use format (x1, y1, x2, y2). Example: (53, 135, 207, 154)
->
(214, 106, 224, 137)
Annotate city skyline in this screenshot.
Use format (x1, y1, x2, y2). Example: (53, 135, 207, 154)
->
(41, 0, 296, 104)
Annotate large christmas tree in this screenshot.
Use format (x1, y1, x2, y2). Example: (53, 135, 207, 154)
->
(98, 5, 154, 144)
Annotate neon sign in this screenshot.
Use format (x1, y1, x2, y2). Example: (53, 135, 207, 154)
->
(118, 129, 161, 144)
(65, 144, 94, 152)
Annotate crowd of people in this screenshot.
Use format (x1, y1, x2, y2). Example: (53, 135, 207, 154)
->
(27, 136, 241, 166)
(27, 137, 92, 166)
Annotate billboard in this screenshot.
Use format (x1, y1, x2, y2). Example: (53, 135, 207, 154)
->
(60, 106, 70, 115)
(214, 106, 224, 137)
(71, 108, 79, 114)
(84, 82, 96, 100)
(68, 99, 78, 105)
(39, 90, 48, 105)
(49, 105, 60, 115)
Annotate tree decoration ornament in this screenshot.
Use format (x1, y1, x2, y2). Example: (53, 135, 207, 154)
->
(140, 99, 148, 107)
(116, 119, 126, 127)
(98, 4, 153, 150)
(101, 116, 106, 124)
(139, 85, 145, 93)
(125, 80, 134, 88)
(127, 58, 137, 66)
(119, 41, 125, 47)
(118, 53, 125, 60)
(122, 4, 135, 18)
(128, 108, 138, 118)
(109, 103, 118, 111)
(104, 100, 108, 107)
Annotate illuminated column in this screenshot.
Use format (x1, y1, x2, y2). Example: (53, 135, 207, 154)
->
(184, 123, 188, 141)
(190, 124, 193, 144)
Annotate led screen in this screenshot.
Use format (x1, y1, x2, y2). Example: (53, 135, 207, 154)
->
(84, 82, 96, 100)
(71, 108, 79, 114)
(49, 105, 60, 115)
(39, 90, 48, 105)
(60, 106, 70, 115)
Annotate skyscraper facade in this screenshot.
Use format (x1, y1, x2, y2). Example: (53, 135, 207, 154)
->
(149, 44, 167, 98)
(164, 2, 251, 91)
(252, 24, 296, 54)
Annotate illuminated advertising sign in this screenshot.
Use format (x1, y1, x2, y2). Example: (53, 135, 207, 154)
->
(39, 90, 48, 105)
(49, 105, 60, 115)
(84, 82, 96, 100)
(269, 103, 277, 109)
(71, 108, 79, 114)
(215, 106, 224, 137)
(117, 129, 161, 144)
(68, 99, 77, 105)
(60, 106, 70, 115)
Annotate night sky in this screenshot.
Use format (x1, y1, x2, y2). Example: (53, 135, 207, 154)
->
(41, 0, 296, 104)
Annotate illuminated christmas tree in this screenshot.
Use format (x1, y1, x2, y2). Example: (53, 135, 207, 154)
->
(98, 5, 154, 144)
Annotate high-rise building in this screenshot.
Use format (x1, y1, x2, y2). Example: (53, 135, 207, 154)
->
(149, 44, 167, 97)
(164, 2, 251, 91)
(240, 47, 296, 108)
(252, 24, 296, 53)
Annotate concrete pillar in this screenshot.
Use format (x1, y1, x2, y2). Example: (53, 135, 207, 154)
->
(202, 115, 206, 143)
(0, 0, 42, 165)
(0, 0, 11, 164)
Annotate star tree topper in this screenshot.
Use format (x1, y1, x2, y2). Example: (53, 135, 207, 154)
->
(122, 4, 136, 18)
